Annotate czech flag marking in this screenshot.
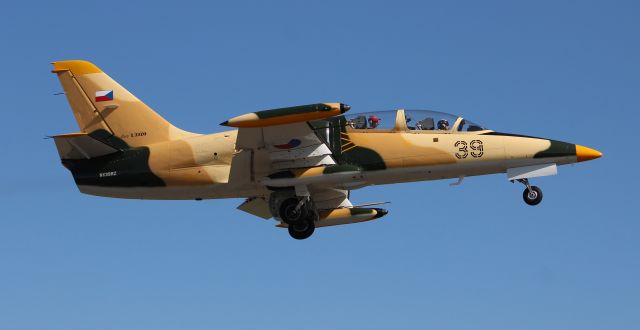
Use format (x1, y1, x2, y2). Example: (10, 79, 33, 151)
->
(274, 139, 302, 149)
(95, 90, 114, 102)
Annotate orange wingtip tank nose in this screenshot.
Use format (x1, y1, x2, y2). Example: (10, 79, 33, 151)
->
(576, 145, 603, 162)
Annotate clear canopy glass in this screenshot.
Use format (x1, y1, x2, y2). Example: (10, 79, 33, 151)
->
(404, 110, 459, 131)
(343, 109, 487, 132)
(456, 118, 486, 132)
(344, 111, 397, 130)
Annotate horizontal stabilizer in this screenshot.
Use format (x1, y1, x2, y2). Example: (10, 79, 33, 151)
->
(52, 132, 119, 160)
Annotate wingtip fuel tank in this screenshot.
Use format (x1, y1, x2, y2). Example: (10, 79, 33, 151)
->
(221, 103, 351, 128)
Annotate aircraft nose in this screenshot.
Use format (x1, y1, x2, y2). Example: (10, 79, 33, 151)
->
(575, 145, 602, 162)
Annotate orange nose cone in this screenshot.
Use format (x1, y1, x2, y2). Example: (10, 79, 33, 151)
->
(576, 145, 603, 162)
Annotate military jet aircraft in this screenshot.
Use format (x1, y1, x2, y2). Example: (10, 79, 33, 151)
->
(50, 60, 602, 239)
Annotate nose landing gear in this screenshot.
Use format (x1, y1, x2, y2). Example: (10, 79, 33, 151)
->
(515, 178, 543, 206)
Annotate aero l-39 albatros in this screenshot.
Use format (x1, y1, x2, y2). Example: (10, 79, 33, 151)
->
(50, 60, 602, 239)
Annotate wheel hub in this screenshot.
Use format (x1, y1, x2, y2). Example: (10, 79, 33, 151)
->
(285, 207, 298, 218)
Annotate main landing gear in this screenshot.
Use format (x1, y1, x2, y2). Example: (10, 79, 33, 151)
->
(516, 178, 543, 206)
(279, 197, 316, 240)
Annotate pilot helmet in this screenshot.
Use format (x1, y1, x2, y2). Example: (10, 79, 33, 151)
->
(368, 115, 381, 125)
(437, 119, 449, 130)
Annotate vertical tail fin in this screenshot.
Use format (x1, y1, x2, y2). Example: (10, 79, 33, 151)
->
(51, 60, 195, 147)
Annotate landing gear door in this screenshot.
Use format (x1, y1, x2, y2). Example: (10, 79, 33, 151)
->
(229, 127, 264, 184)
(309, 118, 342, 156)
(229, 149, 254, 184)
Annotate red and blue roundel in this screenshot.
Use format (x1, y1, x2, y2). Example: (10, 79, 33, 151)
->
(274, 139, 302, 149)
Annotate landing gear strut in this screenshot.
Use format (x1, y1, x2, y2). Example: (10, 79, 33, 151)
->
(279, 197, 309, 225)
(517, 178, 543, 206)
(279, 197, 317, 240)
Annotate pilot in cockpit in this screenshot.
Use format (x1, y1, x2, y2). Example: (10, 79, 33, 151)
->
(437, 119, 449, 130)
(368, 115, 381, 129)
(406, 116, 415, 130)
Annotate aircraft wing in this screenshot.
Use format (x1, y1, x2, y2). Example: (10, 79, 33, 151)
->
(233, 119, 356, 219)
(238, 121, 337, 170)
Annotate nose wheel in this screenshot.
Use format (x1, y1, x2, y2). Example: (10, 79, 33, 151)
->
(516, 178, 543, 206)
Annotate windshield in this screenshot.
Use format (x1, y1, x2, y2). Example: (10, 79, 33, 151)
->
(457, 118, 486, 132)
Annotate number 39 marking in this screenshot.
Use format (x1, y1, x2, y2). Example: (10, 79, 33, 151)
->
(455, 140, 484, 159)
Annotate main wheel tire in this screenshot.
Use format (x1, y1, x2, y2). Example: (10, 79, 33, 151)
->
(523, 186, 543, 206)
(288, 220, 315, 240)
(279, 198, 307, 224)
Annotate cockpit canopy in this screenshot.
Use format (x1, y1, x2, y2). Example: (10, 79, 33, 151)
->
(345, 111, 397, 130)
(343, 109, 487, 132)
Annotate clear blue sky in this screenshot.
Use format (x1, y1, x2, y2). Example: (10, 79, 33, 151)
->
(1, 1, 638, 329)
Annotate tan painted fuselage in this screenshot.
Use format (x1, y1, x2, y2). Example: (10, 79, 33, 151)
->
(78, 127, 579, 200)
